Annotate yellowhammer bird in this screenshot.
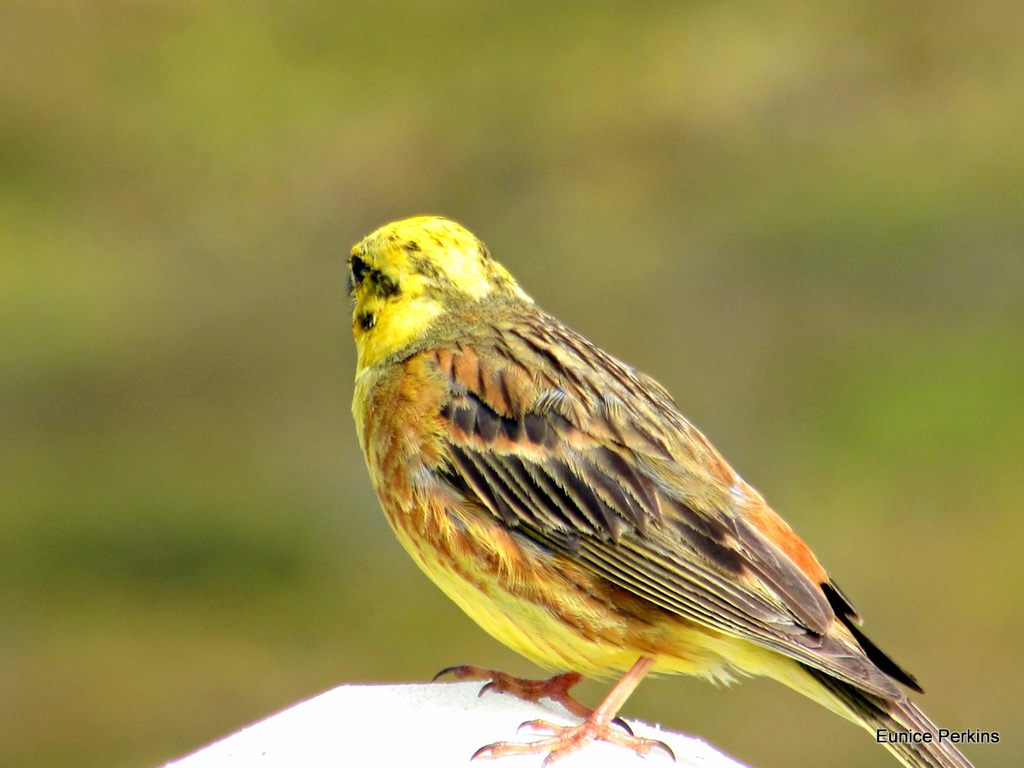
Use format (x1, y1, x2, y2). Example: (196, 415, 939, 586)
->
(348, 216, 974, 768)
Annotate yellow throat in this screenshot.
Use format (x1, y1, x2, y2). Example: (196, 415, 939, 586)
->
(347, 216, 530, 373)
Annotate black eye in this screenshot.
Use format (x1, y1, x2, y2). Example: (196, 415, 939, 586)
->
(350, 255, 369, 283)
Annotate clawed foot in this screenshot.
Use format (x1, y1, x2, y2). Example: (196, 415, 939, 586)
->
(472, 717, 674, 766)
(433, 666, 592, 719)
(435, 658, 671, 765)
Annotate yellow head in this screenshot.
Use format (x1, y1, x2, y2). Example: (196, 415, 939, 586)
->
(348, 216, 531, 371)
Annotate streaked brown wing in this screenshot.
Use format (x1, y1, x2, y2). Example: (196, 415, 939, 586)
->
(426, 309, 902, 697)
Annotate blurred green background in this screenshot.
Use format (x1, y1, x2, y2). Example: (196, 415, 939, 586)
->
(2, 2, 1021, 767)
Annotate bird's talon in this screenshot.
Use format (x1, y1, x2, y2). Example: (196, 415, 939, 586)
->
(431, 666, 458, 683)
(653, 740, 676, 761)
(470, 743, 497, 761)
(612, 716, 634, 736)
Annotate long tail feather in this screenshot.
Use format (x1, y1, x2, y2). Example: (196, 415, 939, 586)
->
(803, 665, 974, 768)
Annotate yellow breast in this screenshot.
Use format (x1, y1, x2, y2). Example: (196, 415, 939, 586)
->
(354, 351, 741, 681)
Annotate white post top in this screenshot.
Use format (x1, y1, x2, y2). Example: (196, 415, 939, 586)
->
(166, 681, 749, 768)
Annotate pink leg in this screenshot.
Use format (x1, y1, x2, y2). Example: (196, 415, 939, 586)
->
(469, 657, 673, 766)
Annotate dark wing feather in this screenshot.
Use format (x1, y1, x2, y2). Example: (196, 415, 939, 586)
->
(431, 311, 904, 697)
